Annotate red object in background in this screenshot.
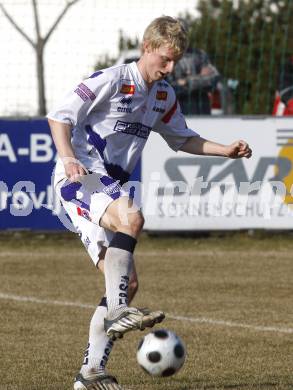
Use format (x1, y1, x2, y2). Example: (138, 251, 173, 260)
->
(209, 90, 221, 109)
(284, 99, 293, 115)
(272, 94, 285, 115)
(273, 87, 293, 116)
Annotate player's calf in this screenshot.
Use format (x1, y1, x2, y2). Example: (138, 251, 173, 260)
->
(128, 277, 139, 303)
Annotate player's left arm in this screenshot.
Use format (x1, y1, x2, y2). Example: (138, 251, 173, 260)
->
(154, 86, 251, 159)
(180, 136, 252, 159)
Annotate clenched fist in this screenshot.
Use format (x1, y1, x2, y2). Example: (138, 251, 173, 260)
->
(225, 140, 252, 159)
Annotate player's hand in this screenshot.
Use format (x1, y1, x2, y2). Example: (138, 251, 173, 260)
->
(64, 161, 88, 182)
(225, 140, 252, 159)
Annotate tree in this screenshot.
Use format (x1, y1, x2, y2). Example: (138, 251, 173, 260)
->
(118, 29, 139, 52)
(0, 0, 80, 116)
(183, 0, 293, 114)
(93, 30, 140, 71)
(94, 54, 116, 71)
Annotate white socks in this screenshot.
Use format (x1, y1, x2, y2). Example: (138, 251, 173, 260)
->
(80, 298, 114, 379)
(80, 232, 137, 379)
(104, 232, 137, 319)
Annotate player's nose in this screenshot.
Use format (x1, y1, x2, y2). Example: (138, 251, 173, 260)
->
(167, 61, 175, 74)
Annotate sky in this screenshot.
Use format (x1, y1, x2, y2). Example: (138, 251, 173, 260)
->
(0, 0, 198, 116)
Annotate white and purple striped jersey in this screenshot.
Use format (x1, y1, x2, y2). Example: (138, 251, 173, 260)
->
(47, 61, 199, 184)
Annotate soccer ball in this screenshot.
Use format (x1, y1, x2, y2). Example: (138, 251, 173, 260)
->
(137, 329, 186, 377)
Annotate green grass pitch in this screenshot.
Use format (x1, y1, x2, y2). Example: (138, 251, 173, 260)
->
(0, 231, 292, 390)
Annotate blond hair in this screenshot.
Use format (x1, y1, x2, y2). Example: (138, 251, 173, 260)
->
(142, 16, 188, 57)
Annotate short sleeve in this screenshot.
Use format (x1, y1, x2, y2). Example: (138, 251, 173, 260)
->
(47, 70, 112, 126)
(153, 91, 200, 151)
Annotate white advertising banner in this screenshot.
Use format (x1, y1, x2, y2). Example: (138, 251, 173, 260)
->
(142, 117, 293, 230)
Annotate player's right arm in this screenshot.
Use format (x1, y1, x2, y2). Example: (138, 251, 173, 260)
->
(48, 119, 87, 182)
(47, 69, 113, 182)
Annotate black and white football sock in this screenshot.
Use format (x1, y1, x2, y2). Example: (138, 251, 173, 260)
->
(80, 296, 114, 380)
(104, 232, 137, 320)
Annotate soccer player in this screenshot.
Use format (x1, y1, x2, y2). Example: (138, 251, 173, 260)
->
(47, 16, 252, 390)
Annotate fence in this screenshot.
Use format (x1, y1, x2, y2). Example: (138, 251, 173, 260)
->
(0, 0, 292, 116)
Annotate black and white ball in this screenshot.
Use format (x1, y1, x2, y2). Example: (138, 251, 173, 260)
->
(137, 329, 186, 377)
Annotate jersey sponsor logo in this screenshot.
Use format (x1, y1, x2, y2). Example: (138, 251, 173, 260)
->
(117, 96, 133, 113)
(156, 91, 168, 101)
(117, 106, 133, 113)
(74, 83, 96, 102)
(120, 84, 135, 95)
(114, 120, 151, 139)
(152, 106, 166, 114)
(120, 97, 133, 105)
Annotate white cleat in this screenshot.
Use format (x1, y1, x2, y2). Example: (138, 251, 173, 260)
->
(104, 307, 165, 341)
(74, 373, 124, 390)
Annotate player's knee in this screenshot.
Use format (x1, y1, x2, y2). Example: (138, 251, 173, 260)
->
(130, 213, 144, 235)
(118, 212, 144, 237)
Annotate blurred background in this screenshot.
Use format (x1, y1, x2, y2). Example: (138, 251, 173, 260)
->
(0, 0, 197, 116)
(0, 0, 292, 117)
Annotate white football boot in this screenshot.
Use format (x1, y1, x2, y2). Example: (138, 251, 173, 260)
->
(74, 372, 124, 390)
(104, 307, 165, 341)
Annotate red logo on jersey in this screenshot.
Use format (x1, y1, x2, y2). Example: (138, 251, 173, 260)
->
(156, 91, 168, 101)
(120, 84, 135, 95)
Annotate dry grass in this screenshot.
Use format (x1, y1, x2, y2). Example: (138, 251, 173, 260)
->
(0, 231, 292, 390)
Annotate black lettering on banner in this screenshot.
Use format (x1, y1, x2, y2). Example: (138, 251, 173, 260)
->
(159, 156, 293, 197)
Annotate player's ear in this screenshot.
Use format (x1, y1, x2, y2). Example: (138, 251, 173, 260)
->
(143, 41, 152, 54)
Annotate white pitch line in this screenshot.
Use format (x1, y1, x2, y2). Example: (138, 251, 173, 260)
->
(168, 315, 293, 335)
(0, 292, 95, 309)
(0, 292, 292, 335)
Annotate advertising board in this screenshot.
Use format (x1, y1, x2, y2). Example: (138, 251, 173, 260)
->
(0, 118, 140, 230)
(142, 117, 293, 230)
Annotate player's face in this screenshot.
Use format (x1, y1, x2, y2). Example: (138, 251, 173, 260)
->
(141, 43, 181, 84)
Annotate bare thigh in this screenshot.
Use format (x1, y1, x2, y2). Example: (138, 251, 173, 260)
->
(100, 196, 144, 239)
